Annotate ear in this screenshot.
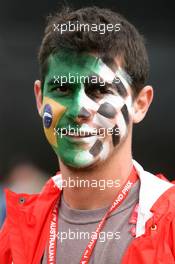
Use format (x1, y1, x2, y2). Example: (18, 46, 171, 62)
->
(34, 80, 43, 117)
(132, 85, 154, 123)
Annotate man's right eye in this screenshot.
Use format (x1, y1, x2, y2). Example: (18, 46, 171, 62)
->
(50, 84, 71, 95)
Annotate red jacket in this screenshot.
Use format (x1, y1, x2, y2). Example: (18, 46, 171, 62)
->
(1, 160, 175, 264)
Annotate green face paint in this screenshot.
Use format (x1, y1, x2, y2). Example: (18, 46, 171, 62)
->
(42, 49, 132, 168)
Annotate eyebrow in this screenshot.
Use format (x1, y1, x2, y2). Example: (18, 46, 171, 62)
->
(47, 77, 61, 85)
(87, 74, 128, 97)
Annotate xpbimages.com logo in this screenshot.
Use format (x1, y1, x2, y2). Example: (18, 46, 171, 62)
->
(53, 21, 121, 34)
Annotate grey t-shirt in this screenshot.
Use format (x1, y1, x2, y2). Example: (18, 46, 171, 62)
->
(42, 180, 140, 264)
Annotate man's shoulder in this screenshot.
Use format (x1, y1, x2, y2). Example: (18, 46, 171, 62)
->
(133, 159, 174, 190)
(134, 160, 175, 215)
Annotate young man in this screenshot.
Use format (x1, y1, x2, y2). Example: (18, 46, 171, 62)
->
(1, 6, 175, 264)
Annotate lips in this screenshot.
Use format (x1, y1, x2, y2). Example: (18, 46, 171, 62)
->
(67, 134, 95, 138)
(67, 131, 100, 137)
(56, 128, 100, 137)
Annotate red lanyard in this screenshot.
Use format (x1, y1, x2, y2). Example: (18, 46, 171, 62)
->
(47, 202, 59, 264)
(47, 166, 138, 264)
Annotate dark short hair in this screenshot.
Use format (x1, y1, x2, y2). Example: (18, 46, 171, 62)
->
(38, 6, 149, 97)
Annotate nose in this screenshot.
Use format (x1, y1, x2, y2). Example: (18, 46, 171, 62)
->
(75, 107, 91, 124)
(66, 86, 97, 124)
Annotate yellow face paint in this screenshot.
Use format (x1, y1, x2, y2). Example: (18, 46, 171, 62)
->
(42, 96, 66, 147)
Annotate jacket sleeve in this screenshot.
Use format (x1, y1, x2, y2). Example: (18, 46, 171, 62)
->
(0, 219, 12, 263)
(168, 203, 175, 260)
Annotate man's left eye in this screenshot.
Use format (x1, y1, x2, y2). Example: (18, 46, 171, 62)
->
(100, 86, 115, 95)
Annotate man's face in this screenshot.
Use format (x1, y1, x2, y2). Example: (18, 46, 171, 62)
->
(41, 50, 133, 168)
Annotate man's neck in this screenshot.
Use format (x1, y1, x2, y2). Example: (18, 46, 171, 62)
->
(59, 140, 133, 210)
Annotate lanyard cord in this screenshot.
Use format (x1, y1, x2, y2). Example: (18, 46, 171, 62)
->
(47, 166, 138, 264)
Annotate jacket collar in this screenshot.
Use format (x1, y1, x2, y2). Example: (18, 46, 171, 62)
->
(133, 160, 173, 237)
(51, 160, 174, 237)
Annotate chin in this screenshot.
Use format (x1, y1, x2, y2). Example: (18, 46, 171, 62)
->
(60, 156, 102, 171)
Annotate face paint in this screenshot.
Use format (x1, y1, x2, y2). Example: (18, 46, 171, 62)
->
(43, 104, 52, 128)
(42, 50, 133, 168)
(97, 102, 117, 119)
